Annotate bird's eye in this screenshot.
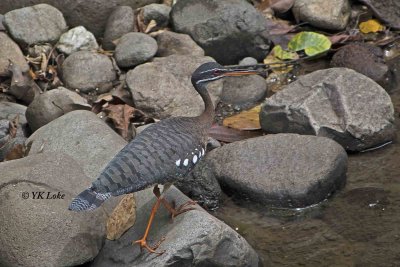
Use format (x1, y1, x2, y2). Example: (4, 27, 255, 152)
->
(213, 70, 221, 76)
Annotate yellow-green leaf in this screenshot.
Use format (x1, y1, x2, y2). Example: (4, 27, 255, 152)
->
(288, 31, 331, 56)
(359, 19, 385, 33)
(272, 45, 299, 60)
(223, 105, 261, 130)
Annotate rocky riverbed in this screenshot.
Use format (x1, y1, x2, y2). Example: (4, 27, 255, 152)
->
(0, 0, 399, 266)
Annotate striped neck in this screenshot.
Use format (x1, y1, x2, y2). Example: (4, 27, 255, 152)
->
(194, 82, 214, 128)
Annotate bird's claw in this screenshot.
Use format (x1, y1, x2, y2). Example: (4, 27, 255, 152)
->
(133, 236, 166, 255)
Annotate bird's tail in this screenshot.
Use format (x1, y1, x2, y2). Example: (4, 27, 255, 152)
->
(68, 187, 111, 211)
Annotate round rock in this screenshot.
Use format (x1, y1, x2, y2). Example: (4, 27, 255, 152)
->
(114, 32, 157, 68)
(142, 3, 171, 27)
(293, 0, 351, 31)
(0, 32, 29, 76)
(239, 57, 258, 66)
(3, 4, 67, 47)
(102, 6, 134, 50)
(260, 68, 396, 151)
(156, 31, 204, 57)
(56, 26, 99, 55)
(221, 75, 267, 107)
(26, 87, 91, 131)
(171, 0, 271, 64)
(61, 51, 117, 93)
(203, 134, 348, 208)
(126, 55, 222, 119)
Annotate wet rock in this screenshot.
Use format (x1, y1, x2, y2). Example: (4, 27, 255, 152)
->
(56, 26, 99, 55)
(142, 3, 171, 27)
(0, 32, 29, 76)
(126, 55, 222, 119)
(222, 75, 267, 107)
(171, 0, 271, 64)
(203, 134, 348, 208)
(359, 0, 400, 30)
(0, 153, 107, 266)
(239, 57, 258, 66)
(102, 6, 135, 50)
(26, 87, 91, 131)
(155, 31, 204, 57)
(3, 4, 67, 48)
(176, 159, 222, 210)
(331, 43, 388, 84)
(61, 51, 117, 93)
(92, 186, 259, 267)
(0, 0, 159, 37)
(260, 68, 395, 151)
(26, 110, 126, 178)
(114, 32, 157, 68)
(293, 0, 351, 31)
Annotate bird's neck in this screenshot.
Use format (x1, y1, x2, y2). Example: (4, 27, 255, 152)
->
(196, 82, 214, 128)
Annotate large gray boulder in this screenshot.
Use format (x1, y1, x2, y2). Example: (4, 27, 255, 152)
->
(155, 31, 205, 57)
(126, 55, 223, 119)
(202, 134, 348, 208)
(171, 0, 271, 64)
(61, 51, 117, 93)
(260, 68, 396, 152)
(293, 0, 351, 31)
(0, 0, 159, 37)
(0, 153, 107, 267)
(114, 32, 158, 68)
(92, 187, 260, 267)
(0, 32, 29, 76)
(25, 87, 91, 131)
(102, 6, 135, 50)
(3, 4, 67, 48)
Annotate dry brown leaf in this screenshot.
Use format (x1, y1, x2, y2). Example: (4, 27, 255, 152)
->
(104, 104, 135, 141)
(106, 194, 136, 240)
(4, 144, 25, 161)
(145, 20, 158, 33)
(208, 124, 263, 143)
(223, 105, 261, 130)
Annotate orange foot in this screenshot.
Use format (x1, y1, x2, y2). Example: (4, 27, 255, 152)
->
(133, 236, 166, 255)
(162, 199, 198, 221)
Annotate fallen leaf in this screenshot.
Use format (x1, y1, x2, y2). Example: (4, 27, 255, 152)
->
(106, 194, 136, 240)
(288, 31, 332, 56)
(263, 53, 293, 74)
(223, 105, 262, 130)
(4, 144, 25, 161)
(208, 125, 263, 143)
(104, 104, 135, 141)
(145, 19, 157, 33)
(359, 19, 385, 34)
(272, 45, 299, 60)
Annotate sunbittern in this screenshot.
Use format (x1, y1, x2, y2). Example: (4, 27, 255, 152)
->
(69, 62, 262, 254)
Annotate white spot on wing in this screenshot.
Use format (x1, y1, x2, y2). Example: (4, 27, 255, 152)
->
(193, 155, 198, 164)
(183, 159, 189, 166)
(201, 148, 205, 156)
(175, 159, 181, 166)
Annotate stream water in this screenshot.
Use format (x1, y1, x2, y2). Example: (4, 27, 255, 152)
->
(213, 90, 400, 266)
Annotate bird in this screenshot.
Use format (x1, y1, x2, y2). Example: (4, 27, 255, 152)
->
(68, 61, 262, 254)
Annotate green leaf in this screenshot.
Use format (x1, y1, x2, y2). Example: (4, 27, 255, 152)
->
(272, 45, 298, 60)
(288, 32, 331, 56)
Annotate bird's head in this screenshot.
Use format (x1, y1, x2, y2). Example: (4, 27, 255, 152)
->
(191, 62, 261, 86)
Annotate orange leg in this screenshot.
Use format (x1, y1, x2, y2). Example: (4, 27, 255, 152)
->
(133, 186, 166, 255)
(160, 198, 197, 221)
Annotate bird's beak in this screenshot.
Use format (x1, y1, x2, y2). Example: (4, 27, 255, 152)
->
(222, 69, 261, 77)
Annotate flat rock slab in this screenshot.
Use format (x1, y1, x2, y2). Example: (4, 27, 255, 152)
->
(92, 186, 260, 267)
(359, 0, 400, 30)
(126, 55, 222, 119)
(4, 4, 67, 47)
(0, 153, 106, 267)
(203, 134, 348, 208)
(260, 68, 396, 152)
(293, 0, 351, 31)
(171, 0, 271, 64)
(0, 32, 29, 76)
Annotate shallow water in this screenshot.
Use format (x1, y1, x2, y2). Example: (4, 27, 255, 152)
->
(213, 91, 400, 266)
